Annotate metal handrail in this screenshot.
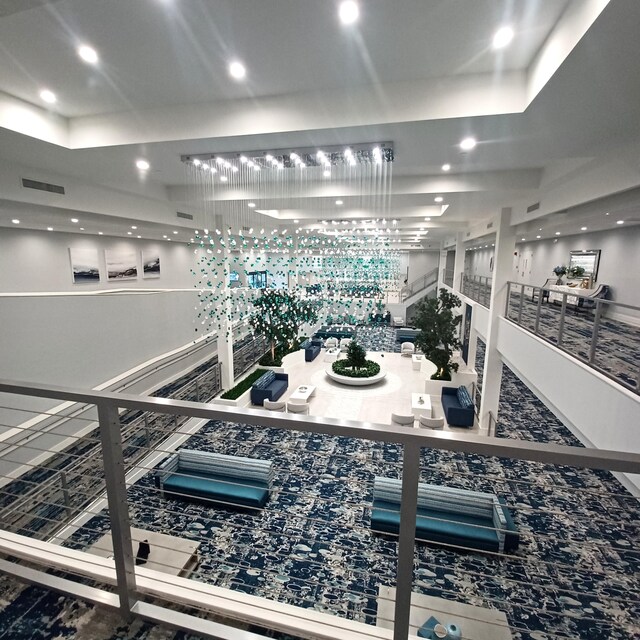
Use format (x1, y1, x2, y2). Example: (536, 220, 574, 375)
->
(0, 377, 639, 638)
(505, 281, 640, 394)
(461, 273, 492, 308)
(403, 268, 439, 300)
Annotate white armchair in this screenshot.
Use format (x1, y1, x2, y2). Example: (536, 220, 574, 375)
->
(324, 337, 339, 349)
(401, 342, 415, 357)
(391, 413, 415, 427)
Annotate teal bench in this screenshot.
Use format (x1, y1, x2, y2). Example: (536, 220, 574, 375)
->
(371, 477, 519, 554)
(156, 449, 274, 509)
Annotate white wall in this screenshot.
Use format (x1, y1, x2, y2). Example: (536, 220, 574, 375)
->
(407, 251, 440, 284)
(464, 247, 495, 279)
(0, 227, 195, 292)
(497, 318, 640, 493)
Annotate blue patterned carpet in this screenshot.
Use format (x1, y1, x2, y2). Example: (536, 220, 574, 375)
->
(1, 340, 638, 639)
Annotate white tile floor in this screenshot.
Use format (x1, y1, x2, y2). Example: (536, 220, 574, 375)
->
(253, 348, 483, 434)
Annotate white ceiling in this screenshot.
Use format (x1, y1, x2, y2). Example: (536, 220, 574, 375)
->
(0, 0, 639, 247)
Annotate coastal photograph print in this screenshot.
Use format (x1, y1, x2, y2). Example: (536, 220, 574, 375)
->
(105, 248, 138, 281)
(141, 250, 160, 278)
(69, 247, 100, 283)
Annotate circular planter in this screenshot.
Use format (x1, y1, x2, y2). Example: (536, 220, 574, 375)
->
(325, 368, 387, 386)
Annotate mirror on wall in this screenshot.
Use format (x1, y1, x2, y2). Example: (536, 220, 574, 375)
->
(569, 250, 601, 280)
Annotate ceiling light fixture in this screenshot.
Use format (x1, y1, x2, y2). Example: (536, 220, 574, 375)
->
(173, 230, 178, 235)
(11, 219, 19, 224)
(220, 176, 228, 182)
(77, 45, 98, 64)
(248, 202, 256, 208)
(336, 200, 343, 205)
(555, 232, 561, 236)
(581, 226, 587, 231)
(339, 1, 359, 25)
(47, 227, 53, 231)
(442, 164, 451, 172)
(434, 196, 444, 203)
(71, 218, 79, 223)
(98, 232, 103, 235)
(136, 159, 150, 170)
(492, 26, 514, 50)
(424, 217, 431, 222)
(323, 169, 331, 177)
(39, 89, 57, 104)
(617, 220, 625, 224)
(131, 226, 137, 230)
(536, 235, 541, 239)
(228, 60, 246, 80)
(460, 137, 477, 151)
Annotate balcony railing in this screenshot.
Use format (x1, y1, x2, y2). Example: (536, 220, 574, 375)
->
(506, 282, 640, 394)
(401, 268, 439, 301)
(461, 274, 492, 308)
(0, 378, 639, 639)
(442, 269, 454, 288)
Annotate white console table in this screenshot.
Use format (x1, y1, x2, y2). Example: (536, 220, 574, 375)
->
(548, 284, 597, 307)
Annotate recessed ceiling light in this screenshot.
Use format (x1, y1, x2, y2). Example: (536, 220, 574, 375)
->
(581, 226, 587, 231)
(39, 89, 56, 104)
(248, 202, 256, 208)
(339, 1, 359, 25)
(294, 219, 299, 223)
(228, 60, 246, 80)
(605, 212, 610, 216)
(173, 230, 178, 235)
(492, 26, 514, 50)
(460, 137, 477, 151)
(11, 219, 19, 224)
(336, 200, 343, 205)
(163, 235, 167, 239)
(137, 235, 141, 239)
(536, 235, 541, 239)
(47, 226, 53, 231)
(617, 220, 625, 224)
(434, 196, 444, 203)
(77, 45, 98, 64)
(442, 164, 451, 172)
(555, 232, 561, 236)
(220, 175, 228, 182)
(127, 231, 132, 235)
(323, 169, 331, 178)
(136, 159, 150, 170)
(424, 217, 431, 221)
(80, 227, 85, 230)
(71, 218, 79, 223)
(131, 225, 137, 230)
(98, 232, 103, 235)
(521, 237, 526, 241)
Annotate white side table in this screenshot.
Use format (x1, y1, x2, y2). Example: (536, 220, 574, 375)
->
(411, 354, 423, 370)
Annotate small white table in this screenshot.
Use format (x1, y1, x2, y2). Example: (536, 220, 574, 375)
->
(289, 384, 316, 403)
(376, 585, 512, 640)
(411, 392, 432, 418)
(411, 354, 424, 371)
(324, 348, 341, 362)
(88, 527, 200, 577)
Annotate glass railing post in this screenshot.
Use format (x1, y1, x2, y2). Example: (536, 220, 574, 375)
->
(393, 441, 420, 640)
(517, 285, 525, 324)
(534, 288, 543, 335)
(589, 300, 603, 364)
(558, 294, 567, 347)
(97, 401, 137, 618)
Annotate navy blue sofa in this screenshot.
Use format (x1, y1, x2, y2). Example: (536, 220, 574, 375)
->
(156, 450, 274, 509)
(304, 339, 322, 362)
(395, 327, 420, 342)
(441, 386, 475, 427)
(371, 477, 519, 554)
(250, 370, 289, 406)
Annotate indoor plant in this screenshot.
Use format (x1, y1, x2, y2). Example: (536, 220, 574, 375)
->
(413, 288, 462, 381)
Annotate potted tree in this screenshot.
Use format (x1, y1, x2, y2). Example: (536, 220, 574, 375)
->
(413, 288, 462, 381)
(250, 289, 318, 366)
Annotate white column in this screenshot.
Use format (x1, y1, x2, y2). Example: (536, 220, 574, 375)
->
(217, 228, 235, 391)
(452, 232, 466, 294)
(437, 248, 448, 290)
(479, 208, 515, 430)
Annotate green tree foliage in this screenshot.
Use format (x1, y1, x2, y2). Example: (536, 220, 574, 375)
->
(345, 340, 367, 370)
(249, 289, 318, 359)
(414, 288, 462, 380)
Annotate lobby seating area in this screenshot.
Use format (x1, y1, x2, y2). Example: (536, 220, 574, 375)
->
(441, 386, 475, 428)
(249, 370, 289, 406)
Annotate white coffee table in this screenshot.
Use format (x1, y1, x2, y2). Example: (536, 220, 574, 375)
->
(411, 392, 432, 418)
(376, 585, 512, 639)
(324, 347, 341, 362)
(88, 527, 200, 577)
(411, 354, 424, 371)
(289, 384, 316, 403)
